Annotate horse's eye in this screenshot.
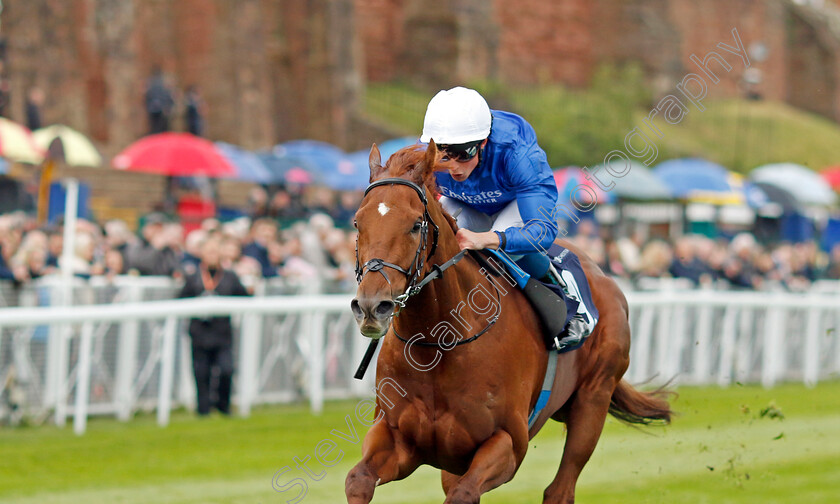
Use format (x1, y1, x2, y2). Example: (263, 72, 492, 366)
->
(353, 219, 358, 229)
(411, 221, 422, 233)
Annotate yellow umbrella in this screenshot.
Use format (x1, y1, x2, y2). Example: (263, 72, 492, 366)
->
(32, 125, 103, 223)
(0, 117, 44, 164)
(33, 124, 102, 167)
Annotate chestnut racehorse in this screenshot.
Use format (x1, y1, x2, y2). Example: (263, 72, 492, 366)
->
(347, 141, 671, 504)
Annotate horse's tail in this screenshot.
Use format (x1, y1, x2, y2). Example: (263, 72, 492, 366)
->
(608, 380, 673, 425)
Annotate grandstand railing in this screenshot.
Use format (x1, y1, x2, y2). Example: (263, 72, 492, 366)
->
(0, 277, 838, 434)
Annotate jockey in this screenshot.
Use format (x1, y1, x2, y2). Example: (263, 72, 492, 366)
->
(421, 86, 596, 348)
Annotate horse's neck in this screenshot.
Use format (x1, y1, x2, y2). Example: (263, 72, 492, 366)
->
(395, 205, 488, 335)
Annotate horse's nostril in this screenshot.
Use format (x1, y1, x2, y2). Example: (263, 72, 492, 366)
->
(375, 300, 396, 318)
(350, 299, 363, 318)
(352, 298, 394, 320)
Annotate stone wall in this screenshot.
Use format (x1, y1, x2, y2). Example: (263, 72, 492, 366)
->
(1, 0, 838, 218)
(1, 0, 364, 216)
(356, 0, 840, 120)
(786, 3, 840, 121)
(355, 0, 406, 82)
(3, 0, 362, 151)
(495, 0, 592, 86)
(667, 0, 788, 101)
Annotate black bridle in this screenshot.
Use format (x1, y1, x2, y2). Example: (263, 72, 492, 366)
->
(352, 177, 498, 380)
(354, 178, 440, 308)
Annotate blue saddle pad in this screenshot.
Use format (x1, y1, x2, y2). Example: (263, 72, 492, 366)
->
(546, 244, 599, 322)
(546, 244, 599, 352)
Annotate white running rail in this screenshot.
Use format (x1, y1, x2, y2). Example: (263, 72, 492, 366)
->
(1, 285, 839, 434)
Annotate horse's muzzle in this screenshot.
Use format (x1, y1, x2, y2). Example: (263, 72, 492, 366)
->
(351, 297, 395, 339)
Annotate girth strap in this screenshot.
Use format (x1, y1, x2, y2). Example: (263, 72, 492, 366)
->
(528, 352, 557, 429)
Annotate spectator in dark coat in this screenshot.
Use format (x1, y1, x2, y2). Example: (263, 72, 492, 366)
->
(241, 218, 278, 278)
(183, 85, 206, 137)
(179, 233, 249, 416)
(25, 88, 45, 131)
(331, 190, 361, 230)
(669, 237, 711, 286)
(123, 213, 179, 276)
(144, 68, 175, 135)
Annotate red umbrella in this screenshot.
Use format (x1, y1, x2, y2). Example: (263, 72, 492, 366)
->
(112, 133, 236, 177)
(821, 166, 840, 191)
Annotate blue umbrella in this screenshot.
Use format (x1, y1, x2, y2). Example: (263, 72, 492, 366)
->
(376, 136, 419, 164)
(256, 150, 323, 185)
(653, 158, 732, 198)
(655, 158, 769, 207)
(328, 151, 371, 191)
(215, 142, 272, 184)
(274, 140, 346, 179)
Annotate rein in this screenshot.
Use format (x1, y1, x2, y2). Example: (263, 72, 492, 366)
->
(352, 178, 498, 379)
(390, 258, 501, 347)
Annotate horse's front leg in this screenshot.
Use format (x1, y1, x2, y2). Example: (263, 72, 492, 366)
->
(443, 429, 525, 504)
(441, 470, 459, 495)
(346, 419, 420, 503)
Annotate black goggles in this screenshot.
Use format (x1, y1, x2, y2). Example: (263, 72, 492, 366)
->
(439, 141, 482, 162)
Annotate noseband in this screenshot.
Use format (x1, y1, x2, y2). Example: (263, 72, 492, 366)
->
(355, 178, 440, 308)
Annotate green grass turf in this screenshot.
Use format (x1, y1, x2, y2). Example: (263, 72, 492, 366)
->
(646, 98, 840, 173)
(1, 381, 838, 503)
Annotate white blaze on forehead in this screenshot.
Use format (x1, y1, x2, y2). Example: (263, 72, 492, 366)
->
(378, 202, 390, 216)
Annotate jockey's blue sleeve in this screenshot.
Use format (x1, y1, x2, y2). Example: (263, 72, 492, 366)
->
(432, 110, 560, 255)
(500, 148, 559, 255)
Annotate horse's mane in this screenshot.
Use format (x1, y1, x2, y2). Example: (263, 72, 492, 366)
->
(382, 145, 459, 234)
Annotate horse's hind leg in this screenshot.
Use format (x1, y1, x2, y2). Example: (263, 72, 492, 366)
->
(542, 381, 616, 504)
(346, 420, 420, 503)
(443, 429, 524, 504)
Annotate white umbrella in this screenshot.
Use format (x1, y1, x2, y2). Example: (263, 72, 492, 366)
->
(750, 163, 837, 207)
(33, 124, 102, 167)
(0, 117, 44, 164)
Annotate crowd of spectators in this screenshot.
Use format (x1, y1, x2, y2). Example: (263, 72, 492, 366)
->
(2, 195, 840, 298)
(571, 220, 840, 291)
(0, 191, 360, 294)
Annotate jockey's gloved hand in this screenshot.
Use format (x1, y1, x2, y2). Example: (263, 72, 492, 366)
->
(455, 229, 501, 251)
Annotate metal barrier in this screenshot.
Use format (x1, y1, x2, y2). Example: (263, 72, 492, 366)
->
(0, 277, 839, 434)
(625, 290, 840, 388)
(0, 295, 368, 434)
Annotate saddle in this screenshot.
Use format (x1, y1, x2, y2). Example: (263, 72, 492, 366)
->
(474, 244, 598, 353)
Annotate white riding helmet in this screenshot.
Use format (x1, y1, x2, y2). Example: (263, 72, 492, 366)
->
(420, 87, 491, 145)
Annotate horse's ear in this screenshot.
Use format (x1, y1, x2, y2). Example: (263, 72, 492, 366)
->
(420, 139, 438, 178)
(369, 143, 385, 182)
